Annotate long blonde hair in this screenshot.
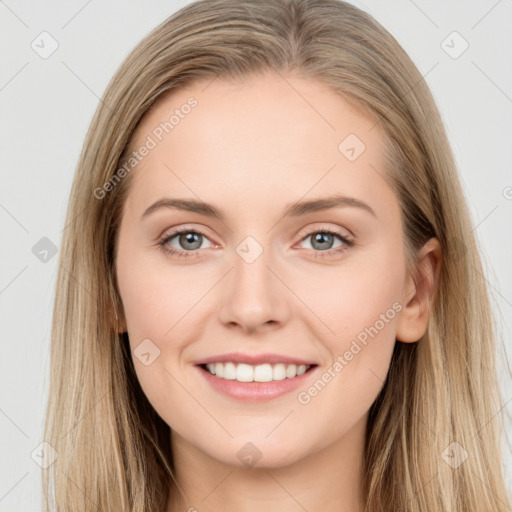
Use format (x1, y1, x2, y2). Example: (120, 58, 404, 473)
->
(43, 0, 511, 510)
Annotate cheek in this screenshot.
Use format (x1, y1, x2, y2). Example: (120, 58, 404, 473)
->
(115, 246, 208, 420)
(298, 241, 405, 345)
(293, 241, 404, 407)
(116, 244, 210, 340)
(115, 241, 219, 392)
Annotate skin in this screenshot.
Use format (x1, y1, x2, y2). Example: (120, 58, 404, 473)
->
(114, 71, 441, 512)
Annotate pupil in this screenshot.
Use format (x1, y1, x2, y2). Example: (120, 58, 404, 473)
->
(181, 232, 201, 250)
(313, 232, 332, 250)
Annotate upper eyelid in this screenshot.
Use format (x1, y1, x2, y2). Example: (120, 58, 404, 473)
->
(161, 226, 217, 245)
(297, 223, 352, 239)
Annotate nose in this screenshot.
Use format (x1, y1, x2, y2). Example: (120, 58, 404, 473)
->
(218, 245, 290, 334)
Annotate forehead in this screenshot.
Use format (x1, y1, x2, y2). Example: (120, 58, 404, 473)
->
(131, 71, 380, 157)
(124, 72, 396, 221)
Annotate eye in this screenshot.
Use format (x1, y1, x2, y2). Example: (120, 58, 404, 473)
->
(158, 228, 214, 258)
(157, 226, 354, 259)
(297, 227, 354, 257)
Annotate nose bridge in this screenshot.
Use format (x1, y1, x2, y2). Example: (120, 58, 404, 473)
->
(218, 234, 289, 331)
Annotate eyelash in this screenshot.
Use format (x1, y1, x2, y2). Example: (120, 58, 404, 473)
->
(157, 226, 354, 259)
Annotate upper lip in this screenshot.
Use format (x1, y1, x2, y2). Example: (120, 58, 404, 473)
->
(194, 352, 318, 366)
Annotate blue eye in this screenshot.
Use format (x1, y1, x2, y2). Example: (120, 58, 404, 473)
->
(157, 227, 354, 259)
(299, 228, 353, 254)
(158, 229, 213, 258)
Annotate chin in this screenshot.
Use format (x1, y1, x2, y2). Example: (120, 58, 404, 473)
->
(206, 437, 307, 470)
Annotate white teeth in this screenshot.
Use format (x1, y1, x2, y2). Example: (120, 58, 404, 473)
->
(272, 363, 287, 381)
(204, 362, 311, 382)
(254, 363, 273, 382)
(286, 364, 297, 378)
(223, 362, 236, 380)
(237, 363, 254, 382)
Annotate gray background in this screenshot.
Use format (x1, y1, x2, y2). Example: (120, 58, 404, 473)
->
(1, 0, 511, 509)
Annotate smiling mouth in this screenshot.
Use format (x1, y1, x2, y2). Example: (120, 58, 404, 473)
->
(198, 362, 318, 383)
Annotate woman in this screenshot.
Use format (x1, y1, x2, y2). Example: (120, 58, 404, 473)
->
(43, 0, 512, 510)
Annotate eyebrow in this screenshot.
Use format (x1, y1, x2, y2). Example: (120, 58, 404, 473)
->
(141, 194, 377, 221)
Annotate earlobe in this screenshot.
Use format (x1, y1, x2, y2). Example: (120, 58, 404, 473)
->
(115, 304, 127, 334)
(116, 314, 127, 334)
(396, 238, 442, 343)
(108, 303, 127, 334)
(109, 283, 127, 334)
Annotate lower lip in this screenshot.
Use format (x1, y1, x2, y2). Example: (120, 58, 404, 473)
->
(195, 364, 319, 402)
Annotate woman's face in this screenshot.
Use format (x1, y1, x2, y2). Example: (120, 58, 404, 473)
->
(115, 72, 427, 468)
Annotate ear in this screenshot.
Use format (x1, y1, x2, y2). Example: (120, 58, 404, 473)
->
(396, 237, 442, 343)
